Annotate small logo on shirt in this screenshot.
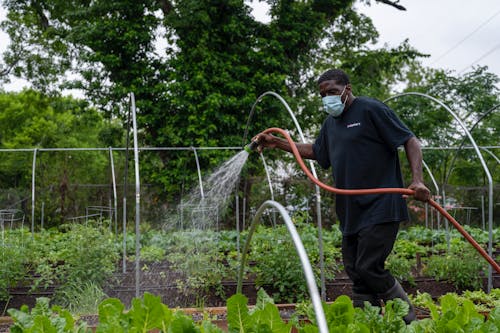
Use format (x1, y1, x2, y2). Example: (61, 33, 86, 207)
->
(347, 122, 361, 128)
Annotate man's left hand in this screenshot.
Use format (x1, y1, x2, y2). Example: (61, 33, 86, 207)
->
(408, 181, 431, 202)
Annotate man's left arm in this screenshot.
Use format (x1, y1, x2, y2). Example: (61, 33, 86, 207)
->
(404, 136, 431, 202)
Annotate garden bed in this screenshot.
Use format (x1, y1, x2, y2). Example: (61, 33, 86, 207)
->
(4, 269, 498, 311)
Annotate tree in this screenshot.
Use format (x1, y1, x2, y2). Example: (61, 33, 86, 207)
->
(0, 90, 125, 225)
(386, 66, 500, 218)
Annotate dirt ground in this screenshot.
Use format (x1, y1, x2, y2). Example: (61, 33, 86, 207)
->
(2, 262, 498, 320)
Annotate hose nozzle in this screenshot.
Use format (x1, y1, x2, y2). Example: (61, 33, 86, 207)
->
(244, 140, 260, 153)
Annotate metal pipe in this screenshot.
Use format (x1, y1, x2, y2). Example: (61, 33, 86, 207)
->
(237, 200, 328, 333)
(191, 147, 205, 199)
(109, 147, 118, 235)
(31, 148, 37, 236)
(0, 145, 496, 153)
(422, 159, 441, 228)
(123, 95, 133, 274)
(480, 147, 500, 164)
(260, 153, 276, 226)
(41, 201, 44, 229)
(235, 191, 240, 255)
(130, 92, 141, 298)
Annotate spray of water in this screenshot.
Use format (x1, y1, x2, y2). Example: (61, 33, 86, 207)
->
(138, 150, 250, 300)
(179, 150, 250, 230)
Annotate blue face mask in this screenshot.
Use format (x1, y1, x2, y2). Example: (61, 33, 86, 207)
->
(322, 86, 347, 117)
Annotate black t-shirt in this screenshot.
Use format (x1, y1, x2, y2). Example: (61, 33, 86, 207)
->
(312, 96, 414, 235)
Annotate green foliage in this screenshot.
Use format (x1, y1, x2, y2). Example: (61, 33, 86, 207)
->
(227, 289, 292, 333)
(96, 292, 223, 333)
(9, 290, 500, 332)
(3, 221, 500, 312)
(25, 225, 120, 293)
(8, 297, 88, 333)
(248, 219, 341, 303)
(398, 225, 447, 246)
(412, 289, 500, 314)
(424, 240, 488, 290)
(419, 293, 486, 332)
(148, 229, 228, 296)
(386, 255, 416, 286)
(53, 281, 108, 316)
(394, 66, 500, 189)
(386, 238, 428, 285)
(9, 292, 222, 332)
(0, 90, 120, 150)
(0, 90, 125, 226)
(392, 239, 428, 260)
(0, 228, 31, 302)
(139, 245, 166, 263)
(295, 295, 409, 332)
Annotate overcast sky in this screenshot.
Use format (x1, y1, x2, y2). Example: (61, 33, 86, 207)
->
(250, 0, 500, 78)
(355, 0, 500, 76)
(1, 0, 500, 93)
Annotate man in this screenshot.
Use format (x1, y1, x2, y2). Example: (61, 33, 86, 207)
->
(253, 69, 430, 324)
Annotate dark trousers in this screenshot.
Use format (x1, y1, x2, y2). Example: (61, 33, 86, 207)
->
(341, 222, 399, 295)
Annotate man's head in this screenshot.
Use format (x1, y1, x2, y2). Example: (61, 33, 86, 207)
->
(317, 69, 354, 116)
(317, 69, 350, 86)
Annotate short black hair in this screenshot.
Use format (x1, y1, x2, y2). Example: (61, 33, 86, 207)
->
(317, 69, 350, 85)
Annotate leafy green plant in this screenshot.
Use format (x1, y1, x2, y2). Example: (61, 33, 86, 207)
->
(9, 293, 223, 333)
(139, 245, 166, 263)
(227, 289, 292, 333)
(386, 254, 416, 286)
(0, 230, 31, 301)
(418, 293, 487, 332)
(412, 289, 500, 313)
(424, 241, 487, 290)
(96, 292, 223, 333)
(294, 295, 409, 332)
(25, 225, 120, 294)
(8, 297, 89, 333)
(248, 222, 340, 303)
(10, 290, 500, 332)
(165, 230, 228, 297)
(392, 239, 428, 259)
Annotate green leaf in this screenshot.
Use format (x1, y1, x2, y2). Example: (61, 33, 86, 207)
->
(250, 303, 292, 333)
(324, 295, 355, 327)
(227, 293, 250, 333)
(32, 315, 58, 333)
(52, 305, 76, 331)
(7, 308, 34, 329)
(300, 325, 319, 333)
(487, 307, 500, 328)
(169, 312, 198, 333)
(198, 320, 225, 333)
(96, 298, 127, 333)
(129, 292, 168, 331)
(253, 288, 275, 312)
(386, 298, 409, 321)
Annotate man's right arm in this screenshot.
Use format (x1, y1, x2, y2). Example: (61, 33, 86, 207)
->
(252, 133, 316, 160)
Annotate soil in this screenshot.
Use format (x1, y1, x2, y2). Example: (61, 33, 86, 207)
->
(3, 264, 497, 310)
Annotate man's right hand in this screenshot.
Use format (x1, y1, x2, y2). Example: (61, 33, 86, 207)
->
(251, 133, 278, 153)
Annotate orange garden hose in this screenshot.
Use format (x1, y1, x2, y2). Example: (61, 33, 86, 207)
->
(261, 127, 500, 273)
